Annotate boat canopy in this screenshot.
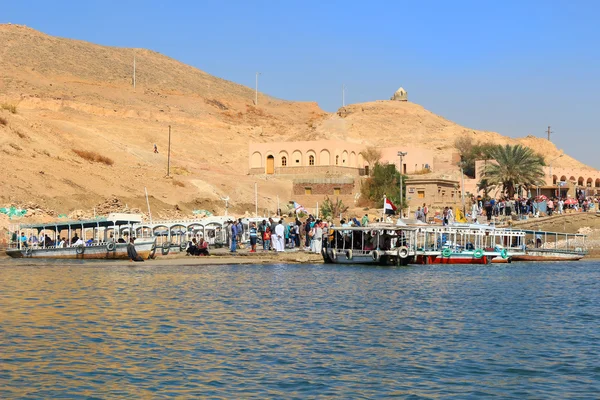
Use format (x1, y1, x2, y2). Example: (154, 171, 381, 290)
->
(14, 213, 143, 232)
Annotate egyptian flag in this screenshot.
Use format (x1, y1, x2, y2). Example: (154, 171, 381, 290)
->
(293, 201, 307, 213)
(384, 197, 397, 215)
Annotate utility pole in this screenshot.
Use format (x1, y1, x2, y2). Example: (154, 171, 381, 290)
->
(254, 183, 258, 217)
(547, 126, 552, 141)
(398, 151, 407, 215)
(255, 72, 261, 106)
(167, 125, 171, 177)
(342, 84, 346, 107)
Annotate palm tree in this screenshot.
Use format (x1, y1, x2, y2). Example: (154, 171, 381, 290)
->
(481, 144, 545, 198)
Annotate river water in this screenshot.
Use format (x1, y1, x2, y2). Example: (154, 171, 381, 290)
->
(1, 260, 599, 399)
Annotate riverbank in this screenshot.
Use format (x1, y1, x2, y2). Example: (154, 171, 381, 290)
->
(0, 248, 325, 266)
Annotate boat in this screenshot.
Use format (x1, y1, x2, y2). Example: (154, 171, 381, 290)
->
(411, 224, 525, 265)
(322, 224, 419, 266)
(510, 230, 586, 262)
(6, 213, 156, 260)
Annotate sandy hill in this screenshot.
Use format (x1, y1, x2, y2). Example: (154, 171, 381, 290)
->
(0, 24, 592, 224)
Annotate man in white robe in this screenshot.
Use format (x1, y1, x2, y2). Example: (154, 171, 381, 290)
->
(274, 220, 285, 252)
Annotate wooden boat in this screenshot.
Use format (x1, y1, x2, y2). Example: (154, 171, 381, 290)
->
(410, 224, 525, 265)
(6, 213, 156, 260)
(510, 230, 587, 262)
(322, 224, 419, 266)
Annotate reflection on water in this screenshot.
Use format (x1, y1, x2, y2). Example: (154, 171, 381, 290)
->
(1, 261, 600, 398)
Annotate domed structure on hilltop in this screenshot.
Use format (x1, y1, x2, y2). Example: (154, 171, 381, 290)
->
(391, 87, 408, 101)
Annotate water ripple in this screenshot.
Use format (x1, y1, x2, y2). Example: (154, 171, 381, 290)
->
(1, 261, 600, 398)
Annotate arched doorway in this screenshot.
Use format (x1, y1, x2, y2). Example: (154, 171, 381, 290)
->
(266, 155, 274, 174)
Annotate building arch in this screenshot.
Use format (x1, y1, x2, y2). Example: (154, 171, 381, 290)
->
(596, 178, 600, 188)
(569, 176, 576, 182)
(560, 175, 567, 182)
(341, 150, 348, 165)
(358, 153, 365, 168)
(349, 151, 357, 167)
(251, 151, 262, 168)
(306, 150, 316, 166)
(266, 155, 275, 174)
(278, 151, 289, 167)
(291, 150, 302, 166)
(319, 149, 330, 165)
(587, 177, 593, 187)
(578, 177, 584, 186)
(552, 175, 558, 185)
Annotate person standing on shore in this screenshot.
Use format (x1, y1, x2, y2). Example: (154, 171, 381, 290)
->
(249, 222, 258, 253)
(230, 221, 238, 253)
(274, 220, 285, 252)
(263, 227, 272, 251)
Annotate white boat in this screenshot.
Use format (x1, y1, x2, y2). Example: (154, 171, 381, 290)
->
(6, 213, 156, 260)
(322, 224, 419, 266)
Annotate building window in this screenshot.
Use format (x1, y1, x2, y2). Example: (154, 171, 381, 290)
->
(418, 191, 425, 199)
(281, 156, 287, 166)
(334, 188, 341, 195)
(296, 159, 300, 164)
(309, 155, 315, 166)
(305, 187, 312, 195)
(335, 155, 339, 165)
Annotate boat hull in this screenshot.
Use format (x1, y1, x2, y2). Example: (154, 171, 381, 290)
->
(415, 254, 494, 265)
(5, 240, 156, 260)
(511, 251, 584, 262)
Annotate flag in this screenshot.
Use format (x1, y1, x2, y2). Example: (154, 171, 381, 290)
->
(293, 201, 307, 213)
(384, 197, 397, 215)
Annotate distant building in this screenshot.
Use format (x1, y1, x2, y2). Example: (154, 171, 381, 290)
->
(248, 140, 433, 177)
(391, 87, 408, 101)
(405, 178, 461, 209)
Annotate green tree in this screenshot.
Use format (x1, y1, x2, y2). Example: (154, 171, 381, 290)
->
(480, 144, 545, 198)
(360, 163, 406, 208)
(321, 196, 349, 219)
(454, 136, 498, 178)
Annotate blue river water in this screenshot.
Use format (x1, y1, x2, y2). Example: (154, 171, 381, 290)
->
(1, 260, 600, 399)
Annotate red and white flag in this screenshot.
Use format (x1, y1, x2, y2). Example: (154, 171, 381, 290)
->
(384, 197, 397, 215)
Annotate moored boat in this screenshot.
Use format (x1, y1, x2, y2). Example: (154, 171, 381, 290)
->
(6, 213, 156, 260)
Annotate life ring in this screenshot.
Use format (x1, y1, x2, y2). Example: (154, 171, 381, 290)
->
(161, 242, 170, 255)
(25, 248, 33, 256)
(500, 249, 508, 259)
(180, 242, 187, 251)
(106, 242, 116, 252)
(345, 249, 353, 260)
(149, 243, 156, 259)
(473, 249, 484, 259)
(76, 245, 84, 255)
(371, 250, 381, 262)
(398, 246, 409, 259)
(442, 248, 453, 258)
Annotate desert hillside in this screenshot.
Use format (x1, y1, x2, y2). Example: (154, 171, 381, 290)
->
(0, 24, 592, 226)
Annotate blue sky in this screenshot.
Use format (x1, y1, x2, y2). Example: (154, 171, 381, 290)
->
(4, 0, 600, 168)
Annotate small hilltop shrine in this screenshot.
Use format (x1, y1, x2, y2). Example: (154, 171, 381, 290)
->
(391, 86, 408, 101)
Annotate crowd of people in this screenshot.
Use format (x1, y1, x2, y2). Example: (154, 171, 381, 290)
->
(466, 191, 599, 223)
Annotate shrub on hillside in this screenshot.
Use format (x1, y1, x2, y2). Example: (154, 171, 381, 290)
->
(0, 116, 7, 126)
(72, 149, 114, 166)
(1, 103, 17, 114)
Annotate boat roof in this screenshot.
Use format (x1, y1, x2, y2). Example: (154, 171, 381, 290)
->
(519, 229, 586, 237)
(15, 213, 143, 231)
(330, 223, 417, 231)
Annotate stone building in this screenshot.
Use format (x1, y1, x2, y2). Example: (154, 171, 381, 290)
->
(405, 177, 461, 209)
(248, 140, 433, 177)
(292, 178, 356, 208)
(391, 87, 408, 101)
